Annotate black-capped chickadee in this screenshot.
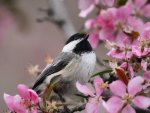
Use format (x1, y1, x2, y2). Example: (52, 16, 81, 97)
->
(32, 33, 96, 102)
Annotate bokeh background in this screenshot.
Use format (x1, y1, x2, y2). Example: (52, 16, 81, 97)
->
(0, 0, 107, 111)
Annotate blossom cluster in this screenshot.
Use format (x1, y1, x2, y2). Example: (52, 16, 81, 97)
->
(77, 72, 150, 113)
(3, 0, 150, 113)
(4, 84, 39, 113)
(76, 0, 150, 113)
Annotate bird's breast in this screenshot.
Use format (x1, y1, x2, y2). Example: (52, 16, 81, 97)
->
(53, 51, 96, 98)
(75, 51, 96, 83)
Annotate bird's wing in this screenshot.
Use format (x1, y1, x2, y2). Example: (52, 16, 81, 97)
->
(32, 52, 77, 89)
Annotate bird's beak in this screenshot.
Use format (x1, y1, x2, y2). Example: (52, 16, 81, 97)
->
(85, 34, 89, 40)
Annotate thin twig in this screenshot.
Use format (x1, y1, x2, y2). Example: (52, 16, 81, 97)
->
(70, 104, 85, 113)
(57, 104, 85, 113)
(134, 107, 150, 113)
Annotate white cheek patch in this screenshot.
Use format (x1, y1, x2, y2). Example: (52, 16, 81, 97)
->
(62, 40, 81, 52)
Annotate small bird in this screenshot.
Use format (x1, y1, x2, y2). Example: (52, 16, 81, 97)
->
(32, 33, 96, 102)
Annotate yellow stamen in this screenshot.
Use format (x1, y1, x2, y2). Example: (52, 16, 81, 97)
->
(122, 93, 133, 104)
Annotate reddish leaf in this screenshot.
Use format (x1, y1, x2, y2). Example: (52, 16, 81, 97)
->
(124, 30, 139, 42)
(43, 84, 53, 101)
(115, 68, 129, 85)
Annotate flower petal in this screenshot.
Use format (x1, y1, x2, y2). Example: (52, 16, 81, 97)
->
(101, 0, 114, 6)
(109, 80, 126, 97)
(133, 96, 150, 109)
(28, 89, 39, 104)
(117, 2, 132, 21)
(141, 59, 147, 71)
(128, 76, 144, 96)
(85, 97, 101, 113)
(122, 104, 136, 113)
(4, 93, 14, 111)
(128, 65, 134, 78)
(132, 46, 142, 57)
(85, 19, 95, 30)
(127, 17, 144, 33)
(142, 48, 150, 56)
(31, 107, 38, 113)
(134, 0, 147, 8)
(99, 28, 114, 41)
(88, 33, 99, 48)
(79, 5, 94, 18)
(98, 8, 116, 28)
(143, 71, 150, 80)
(78, 0, 93, 10)
(141, 25, 150, 40)
(103, 96, 123, 113)
(107, 49, 125, 59)
(120, 62, 127, 69)
(142, 4, 150, 17)
(17, 84, 30, 99)
(76, 81, 94, 96)
(94, 0, 99, 4)
(93, 77, 104, 96)
(13, 95, 27, 113)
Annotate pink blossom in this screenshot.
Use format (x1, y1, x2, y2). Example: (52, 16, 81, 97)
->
(120, 62, 128, 69)
(97, 3, 133, 42)
(85, 19, 101, 48)
(128, 64, 134, 78)
(140, 22, 150, 40)
(142, 71, 150, 90)
(107, 48, 133, 59)
(98, 2, 132, 29)
(116, 1, 133, 22)
(88, 33, 99, 48)
(85, 19, 97, 30)
(132, 45, 150, 57)
(120, 62, 134, 78)
(141, 59, 147, 71)
(99, 28, 115, 41)
(107, 48, 126, 59)
(133, 0, 150, 17)
(85, 97, 102, 113)
(78, 0, 99, 17)
(76, 77, 107, 113)
(4, 84, 39, 113)
(104, 76, 150, 113)
(78, 0, 116, 17)
(4, 94, 28, 113)
(143, 71, 150, 80)
(97, 8, 116, 29)
(84, 18, 100, 48)
(85, 2, 139, 45)
(106, 37, 133, 59)
(96, 1, 144, 45)
(127, 17, 144, 33)
(100, 0, 114, 7)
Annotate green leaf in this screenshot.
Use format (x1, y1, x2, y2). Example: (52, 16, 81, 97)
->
(50, 75, 61, 86)
(74, 93, 88, 99)
(91, 69, 112, 78)
(117, 0, 128, 7)
(102, 59, 109, 63)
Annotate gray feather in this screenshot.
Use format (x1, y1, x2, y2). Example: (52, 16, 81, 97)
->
(32, 52, 77, 90)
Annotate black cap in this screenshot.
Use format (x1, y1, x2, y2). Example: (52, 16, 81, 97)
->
(65, 33, 87, 45)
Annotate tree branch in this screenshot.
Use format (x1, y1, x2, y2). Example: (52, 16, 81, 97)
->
(48, 0, 76, 39)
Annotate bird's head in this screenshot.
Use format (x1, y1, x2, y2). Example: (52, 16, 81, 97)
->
(62, 33, 92, 54)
